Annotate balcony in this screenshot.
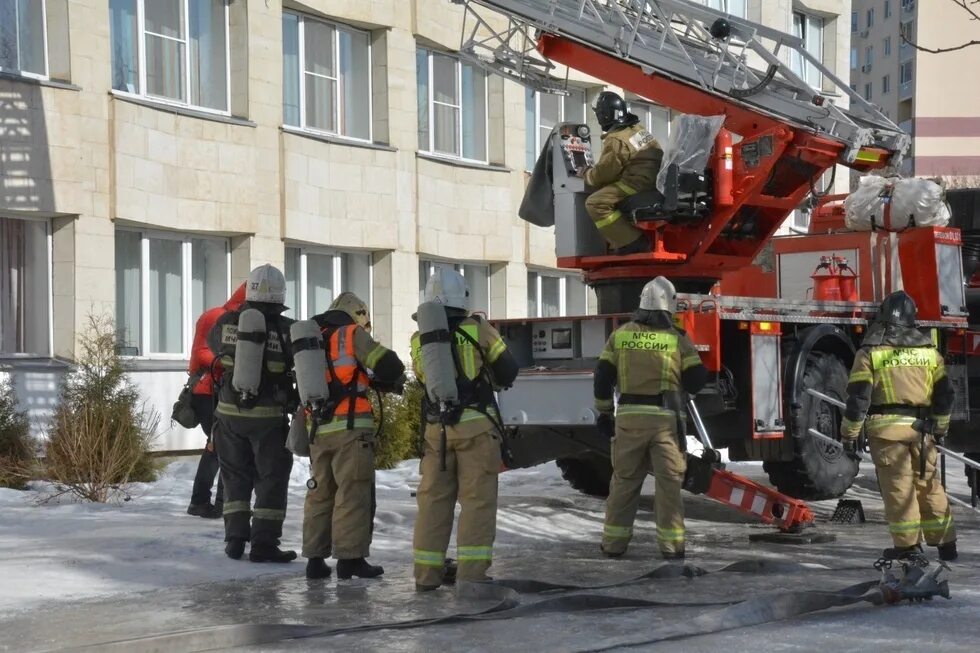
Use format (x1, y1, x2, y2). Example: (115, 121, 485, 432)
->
(900, 80, 914, 101)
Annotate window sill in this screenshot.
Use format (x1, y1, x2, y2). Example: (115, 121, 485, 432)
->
(109, 91, 257, 128)
(0, 71, 80, 91)
(281, 126, 397, 152)
(0, 356, 70, 371)
(416, 152, 510, 173)
(120, 358, 191, 373)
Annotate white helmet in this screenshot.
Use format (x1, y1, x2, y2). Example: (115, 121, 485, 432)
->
(245, 264, 287, 305)
(639, 276, 677, 314)
(424, 266, 469, 312)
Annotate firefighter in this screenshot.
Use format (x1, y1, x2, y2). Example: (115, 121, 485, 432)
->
(186, 282, 245, 519)
(302, 292, 406, 580)
(208, 264, 298, 563)
(411, 268, 519, 591)
(595, 276, 707, 560)
(579, 91, 664, 255)
(840, 291, 957, 562)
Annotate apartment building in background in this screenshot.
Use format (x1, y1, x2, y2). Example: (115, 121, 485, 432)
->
(850, 0, 980, 181)
(0, 0, 852, 451)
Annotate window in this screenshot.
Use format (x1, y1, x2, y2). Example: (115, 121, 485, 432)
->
(900, 60, 913, 84)
(527, 270, 590, 318)
(850, 47, 857, 69)
(417, 48, 488, 162)
(851, 11, 857, 32)
(524, 87, 586, 170)
(882, 74, 891, 94)
(790, 12, 824, 88)
(865, 45, 873, 67)
(901, 21, 915, 52)
(630, 101, 671, 148)
(884, 36, 891, 57)
(284, 246, 372, 320)
(866, 7, 874, 28)
(115, 229, 229, 356)
(698, 0, 746, 17)
(885, 0, 892, 18)
(282, 13, 372, 141)
(864, 82, 873, 101)
(109, 0, 230, 113)
(0, 0, 46, 78)
(0, 216, 50, 355)
(901, 0, 914, 8)
(418, 259, 491, 317)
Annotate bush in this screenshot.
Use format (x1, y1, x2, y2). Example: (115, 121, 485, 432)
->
(44, 315, 159, 502)
(372, 378, 424, 469)
(0, 378, 35, 489)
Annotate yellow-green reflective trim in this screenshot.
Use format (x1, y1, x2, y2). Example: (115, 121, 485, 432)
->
(603, 524, 633, 539)
(457, 546, 493, 561)
(656, 528, 685, 542)
(871, 348, 937, 369)
(599, 349, 615, 364)
(365, 344, 387, 370)
(617, 405, 675, 417)
(614, 330, 678, 353)
(595, 398, 614, 411)
(848, 370, 873, 384)
(615, 180, 637, 195)
(682, 353, 702, 370)
(888, 521, 922, 533)
(866, 415, 917, 430)
(253, 508, 286, 521)
(216, 402, 283, 418)
(316, 416, 375, 435)
(223, 501, 250, 515)
(487, 338, 506, 362)
(595, 209, 624, 230)
(413, 549, 446, 566)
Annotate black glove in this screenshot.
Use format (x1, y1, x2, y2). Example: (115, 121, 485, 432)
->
(842, 438, 861, 460)
(596, 413, 615, 440)
(372, 374, 407, 396)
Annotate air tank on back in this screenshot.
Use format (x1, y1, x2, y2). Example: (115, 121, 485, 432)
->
(232, 308, 267, 402)
(290, 319, 329, 409)
(416, 301, 459, 406)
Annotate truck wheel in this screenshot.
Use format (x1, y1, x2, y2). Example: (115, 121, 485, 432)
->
(557, 454, 613, 498)
(764, 352, 859, 500)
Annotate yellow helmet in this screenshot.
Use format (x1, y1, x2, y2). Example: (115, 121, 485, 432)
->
(329, 292, 371, 330)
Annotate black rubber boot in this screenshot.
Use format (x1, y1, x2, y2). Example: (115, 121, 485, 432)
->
(661, 551, 686, 561)
(336, 558, 384, 579)
(249, 544, 297, 563)
(937, 541, 958, 562)
(600, 545, 624, 559)
(305, 557, 332, 579)
(613, 235, 652, 256)
(225, 538, 245, 560)
(882, 543, 923, 560)
(442, 558, 458, 586)
(415, 583, 440, 592)
(187, 503, 222, 519)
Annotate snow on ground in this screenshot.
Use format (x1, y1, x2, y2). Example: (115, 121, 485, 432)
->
(1, 457, 978, 651)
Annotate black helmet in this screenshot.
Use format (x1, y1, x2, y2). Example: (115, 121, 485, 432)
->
(877, 291, 917, 328)
(592, 91, 628, 131)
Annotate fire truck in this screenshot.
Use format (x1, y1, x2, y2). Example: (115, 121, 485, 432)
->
(452, 0, 979, 515)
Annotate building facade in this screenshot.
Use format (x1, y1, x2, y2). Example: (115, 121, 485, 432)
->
(850, 0, 980, 182)
(0, 0, 851, 451)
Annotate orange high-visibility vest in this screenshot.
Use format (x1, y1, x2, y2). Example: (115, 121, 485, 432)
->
(324, 324, 371, 418)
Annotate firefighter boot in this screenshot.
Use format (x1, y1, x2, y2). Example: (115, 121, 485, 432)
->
(937, 541, 958, 562)
(882, 543, 923, 560)
(443, 558, 458, 585)
(662, 551, 686, 561)
(306, 557, 332, 579)
(336, 558, 384, 579)
(187, 503, 223, 519)
(225, 538, 246, 560)
(249, 544, 297, 563)
(613, 235, 652, 256)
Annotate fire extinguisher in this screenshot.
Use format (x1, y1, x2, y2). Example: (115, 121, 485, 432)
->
(811, 255, 858, 302)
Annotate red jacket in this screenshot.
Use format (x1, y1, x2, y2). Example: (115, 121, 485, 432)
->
(189, 283, 246, 395)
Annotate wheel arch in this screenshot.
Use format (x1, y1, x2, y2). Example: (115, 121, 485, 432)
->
(784, 324, 856, 412)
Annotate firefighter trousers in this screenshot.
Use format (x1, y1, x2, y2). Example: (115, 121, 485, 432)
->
(302, 429, 375, 560)
(585, 182, 643, 249)
(413, 425, 501, 587)
(603, 415, 686, 556)
(868, 424, 956, 548)
(213, 415, 293, 547)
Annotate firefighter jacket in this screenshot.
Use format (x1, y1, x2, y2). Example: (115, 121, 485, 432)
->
(410, 314, 519, 439)
(584, 120, 664, 194)
(189, 283, 246, 395)
(842, 324, 954, 439)
(208, 304, 297, 420)
(311, 310, 405, 435)
(594, 313, 707, 418)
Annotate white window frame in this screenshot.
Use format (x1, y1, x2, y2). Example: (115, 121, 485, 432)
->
(116, 228, 231, 359)
(418, 48, 490, 164)
(866, 7, 874, 29)
(0, 0, 49, 80)
(112, 0, 231, 116)
(884, 36, 891, 57)
(885, 0, 892, 18)
(882, 74, 891, 95)
(630, 99, 672, 139)
(285, 245, 372, 321)
(850, 47, 857, 70)
(864, 82, 873, 101)
(527, 88, 587, 169)
(419, 258, 492, 315)
(791, 11, 824, 89)
(527, 269, 589, 318)
(900, 60, 913, 85)
(0, 214, 53, 357)
(285, 12, 373, 143)
(698, 0, 746, 18)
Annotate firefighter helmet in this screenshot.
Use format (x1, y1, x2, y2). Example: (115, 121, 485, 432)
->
(329, 291, 371, 330)
(877, 291, 917, 328)
(245, 264, 287, 305)
(639, 276, 677, 314)
(424, 267, 470, 312)
(592, 91, 629, 131)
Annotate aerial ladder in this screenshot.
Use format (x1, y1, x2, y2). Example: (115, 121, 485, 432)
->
(446, 0, 975, 530)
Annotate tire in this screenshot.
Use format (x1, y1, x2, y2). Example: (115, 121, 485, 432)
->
(764, 351, 859, 500)
(557, 454, 613, 498)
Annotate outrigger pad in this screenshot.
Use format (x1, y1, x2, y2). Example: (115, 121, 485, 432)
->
(748, 531, 837, 545)
(830, 499, 866, 524)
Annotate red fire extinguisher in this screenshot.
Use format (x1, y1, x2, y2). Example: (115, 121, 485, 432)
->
(811, 255, 858, 302)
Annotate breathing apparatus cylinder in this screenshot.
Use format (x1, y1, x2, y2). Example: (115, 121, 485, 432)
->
(231, 308, 267, 403)
(290, 320, 329, 410)
(417, 301, 459, 406)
